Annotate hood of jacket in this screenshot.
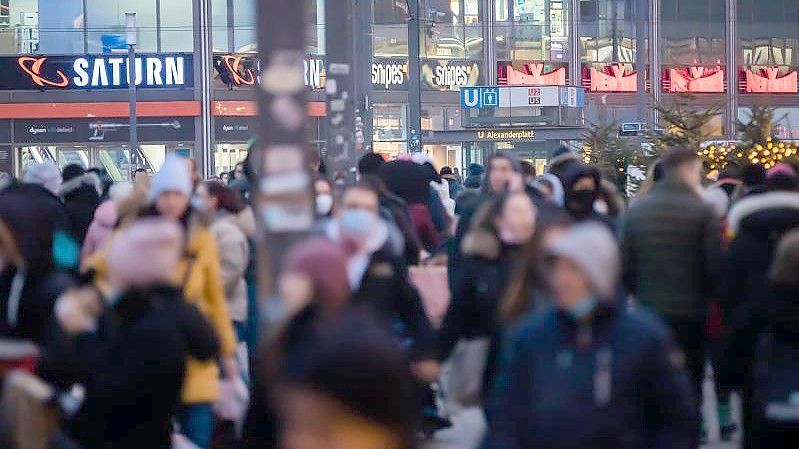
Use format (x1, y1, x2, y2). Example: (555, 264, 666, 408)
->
(727, 191, 799, 236)
(0, 183, 69, 273)
(560, 162, 602, 197)
(60, 172, 102, 199)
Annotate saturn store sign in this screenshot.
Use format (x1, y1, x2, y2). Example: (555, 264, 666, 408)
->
(0, 54, 193, 90)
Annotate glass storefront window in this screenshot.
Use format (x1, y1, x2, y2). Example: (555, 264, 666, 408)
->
(661, 0, 725, 65)
(160, 0, 194, 52)
(738, 107, 799, 140)
(5, 0, 195, 55)
(421, 0, 484, 59)
(737, 0, 799, 66)
(374, 0, 409, 57)
(579, 0, 638, 63)
(212, 0, 325, 54)
(373, 104, 407, 142)
(423, 143, 463, 171)
(6, 0, 84, 54)
(214, 144, 249, 177)
(87, 0, 158, 53)
(16, 144, 176, 181)
(494, 0, 569, 62)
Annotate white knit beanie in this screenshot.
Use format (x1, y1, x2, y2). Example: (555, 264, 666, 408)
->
(549, 222, 620, 300)
(23, 161, 62, 195)
(148, 154, 193, 202)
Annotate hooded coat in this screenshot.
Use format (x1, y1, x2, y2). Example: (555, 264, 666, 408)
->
(61, 172, 102, 246)
(560, 162, 616, 231)
(438, 222, 522, 397)
(482, 304, 699, 449)
(37, 285, 219, 449)
(0, 183, 73, 342)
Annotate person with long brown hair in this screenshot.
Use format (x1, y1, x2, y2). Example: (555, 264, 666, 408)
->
(500, 208, 573, 326)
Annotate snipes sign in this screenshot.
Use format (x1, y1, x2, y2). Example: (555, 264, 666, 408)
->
(0, 54, 193, 90)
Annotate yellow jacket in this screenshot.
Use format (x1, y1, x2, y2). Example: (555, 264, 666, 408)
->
(85, 222, 238, 404)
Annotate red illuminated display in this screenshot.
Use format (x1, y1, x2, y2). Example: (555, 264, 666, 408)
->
(662, 66, 725, 93)
(582, 64, 642, 92)
(741, 67, 798, 94)
(497, 61, 567, 86)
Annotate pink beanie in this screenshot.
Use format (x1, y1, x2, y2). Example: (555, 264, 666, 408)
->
(767, 163, 797, 181)
(107, 218, 184, 290)
(284, 238, 351, 309)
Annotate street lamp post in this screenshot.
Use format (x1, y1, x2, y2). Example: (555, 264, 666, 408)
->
(126, 13, 138, 166)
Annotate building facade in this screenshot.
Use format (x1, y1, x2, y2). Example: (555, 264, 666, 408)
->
(0, 0, 796, 178)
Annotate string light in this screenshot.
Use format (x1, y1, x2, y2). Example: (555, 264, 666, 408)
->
(698, 140, 798, 169)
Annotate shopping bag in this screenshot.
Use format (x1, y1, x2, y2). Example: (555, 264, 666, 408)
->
(213, 378, 250, 436)
(441, 338, 491, 411)
(408, 265, 450, 328)
(0, 370, 59, 449)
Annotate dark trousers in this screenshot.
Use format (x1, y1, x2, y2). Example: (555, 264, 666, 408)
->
(665, 317, 706, 406)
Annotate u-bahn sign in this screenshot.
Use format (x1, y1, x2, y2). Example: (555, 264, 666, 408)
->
(0, 54, 194, 90)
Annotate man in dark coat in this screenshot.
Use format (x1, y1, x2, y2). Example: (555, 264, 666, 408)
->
(483, 223, 698, 449)
(464, 163, 485, 189)
(60, 165, 101, 247)
(0, 181, 73, 342)
(621, 148, 723, 403)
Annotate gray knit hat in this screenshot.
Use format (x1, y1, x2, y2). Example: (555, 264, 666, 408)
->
(549, 222, 620, 300)
(770, 229, 799, 288)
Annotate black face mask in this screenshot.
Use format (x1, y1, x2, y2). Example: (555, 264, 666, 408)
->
(566, 189, 597, 218)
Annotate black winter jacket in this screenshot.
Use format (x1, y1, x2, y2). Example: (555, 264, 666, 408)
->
(720, 191, 799, 391)
(0, 183, 73, 342)
(482, 304, 699, 449)
(38, 285, 219, 449)
(352, 245, 437, 361)
(62, 181, 101, 246)
(621, 178, 722, 320)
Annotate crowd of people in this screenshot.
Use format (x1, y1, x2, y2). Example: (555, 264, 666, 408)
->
(0, 143, 797, 449)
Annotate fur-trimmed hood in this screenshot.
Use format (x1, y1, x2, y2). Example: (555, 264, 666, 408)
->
(60, 172, 102, 198)
(728, 191, 799, 236)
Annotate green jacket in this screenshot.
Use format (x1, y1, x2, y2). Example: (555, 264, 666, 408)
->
(621, 178, 722, 320)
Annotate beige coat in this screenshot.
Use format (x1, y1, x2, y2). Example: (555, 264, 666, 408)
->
(209, 212, 250, 323)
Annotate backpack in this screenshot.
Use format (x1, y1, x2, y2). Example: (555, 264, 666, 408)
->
(755, 330, 799, 424)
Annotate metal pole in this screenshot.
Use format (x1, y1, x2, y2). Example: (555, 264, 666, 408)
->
(354, 0, 374, 154)
(325, 0, 357, 177)
(255, 0, 312, 319)
(635, 0, 648, 124)
(128, 44, 138, 159)
(126, 13, 138, 166)
(407, 0, 422, 153)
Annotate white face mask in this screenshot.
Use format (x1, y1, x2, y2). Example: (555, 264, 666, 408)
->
(316, 194, 334, 216)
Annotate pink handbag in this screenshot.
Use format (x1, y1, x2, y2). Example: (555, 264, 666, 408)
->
(408, 265, 451, 328)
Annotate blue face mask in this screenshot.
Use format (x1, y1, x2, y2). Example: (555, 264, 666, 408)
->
(339, 209, 377, 238)
(567, 296, 597, 321)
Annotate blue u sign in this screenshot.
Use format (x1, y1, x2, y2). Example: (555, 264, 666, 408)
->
(462, 87, 481, 108)
(461, 87, 499, 109)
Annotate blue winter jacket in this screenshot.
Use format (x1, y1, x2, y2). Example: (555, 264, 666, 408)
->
(483, 304, 699, 449)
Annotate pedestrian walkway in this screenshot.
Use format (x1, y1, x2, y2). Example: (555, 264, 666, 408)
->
(425, 373, 743, 449)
